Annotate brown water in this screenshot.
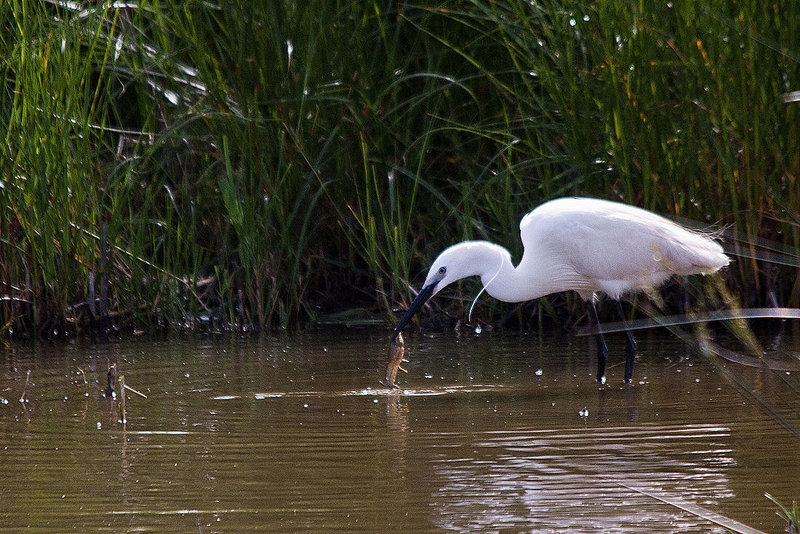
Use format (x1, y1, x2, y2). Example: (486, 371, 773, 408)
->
(1, 329, 799, 532)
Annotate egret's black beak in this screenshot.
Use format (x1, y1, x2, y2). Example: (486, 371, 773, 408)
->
(391, 282, 437, 341)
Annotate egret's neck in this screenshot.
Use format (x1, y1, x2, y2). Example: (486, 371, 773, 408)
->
(470, 242, 545, 303)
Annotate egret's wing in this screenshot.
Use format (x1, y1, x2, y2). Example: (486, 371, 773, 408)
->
(519, 198, 727, 299)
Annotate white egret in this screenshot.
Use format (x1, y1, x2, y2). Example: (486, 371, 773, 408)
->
(392, 197, 729, 383)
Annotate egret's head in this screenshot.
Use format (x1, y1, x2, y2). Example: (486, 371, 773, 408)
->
(421, 243, 479, 295)
(391, 242, 496, 340)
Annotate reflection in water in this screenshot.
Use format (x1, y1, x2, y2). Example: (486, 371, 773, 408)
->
(430, 424, 734, 532)
(0, 331, 797, 531)
(384, 393, 409, 435)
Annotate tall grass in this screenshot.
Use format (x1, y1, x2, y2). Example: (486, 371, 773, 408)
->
(0, 0, 798, 337)
(766, 493, 800, 534)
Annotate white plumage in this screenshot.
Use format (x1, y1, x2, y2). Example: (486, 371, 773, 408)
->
(392, 197, 729, 383)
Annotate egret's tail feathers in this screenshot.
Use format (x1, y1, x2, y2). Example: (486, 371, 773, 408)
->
(700, 249, 730, 274)
(676, 233, 730, 275)
(651, 224, 730, 276)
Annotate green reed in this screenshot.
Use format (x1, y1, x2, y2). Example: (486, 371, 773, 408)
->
(0, 0, 798, 337)
(766, 493, 800, 533)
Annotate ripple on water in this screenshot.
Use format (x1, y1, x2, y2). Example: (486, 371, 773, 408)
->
(211, 384, 507, 401)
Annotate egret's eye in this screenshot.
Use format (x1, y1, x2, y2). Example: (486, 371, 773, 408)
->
(438, 266, 447, 275)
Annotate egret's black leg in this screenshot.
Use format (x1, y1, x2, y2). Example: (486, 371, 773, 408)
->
(587, 300, 607, 383)
(615, 300, 637, 383)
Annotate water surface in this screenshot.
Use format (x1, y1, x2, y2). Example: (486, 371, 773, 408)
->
(1, 329, 799, 532)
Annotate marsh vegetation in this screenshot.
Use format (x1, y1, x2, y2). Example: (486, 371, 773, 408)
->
(1, 1, 798, 337)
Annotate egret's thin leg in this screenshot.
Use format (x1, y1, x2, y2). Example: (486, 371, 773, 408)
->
(587, 300, 607, 383)
(615, 300, 637, 383)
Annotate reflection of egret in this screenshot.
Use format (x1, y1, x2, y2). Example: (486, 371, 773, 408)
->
(393, 197, 729, 383)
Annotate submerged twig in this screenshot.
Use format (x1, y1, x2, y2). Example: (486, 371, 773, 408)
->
(119, 375, 126, 425)
(123, 383, 148, 398)
(104, 362, 116, 398)
(117, 373, 146, 426)
(19, 369, 31, 404)
(77, 367, 89, 398)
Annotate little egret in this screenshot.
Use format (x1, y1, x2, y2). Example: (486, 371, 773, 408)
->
(392, 197, 729, 383)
